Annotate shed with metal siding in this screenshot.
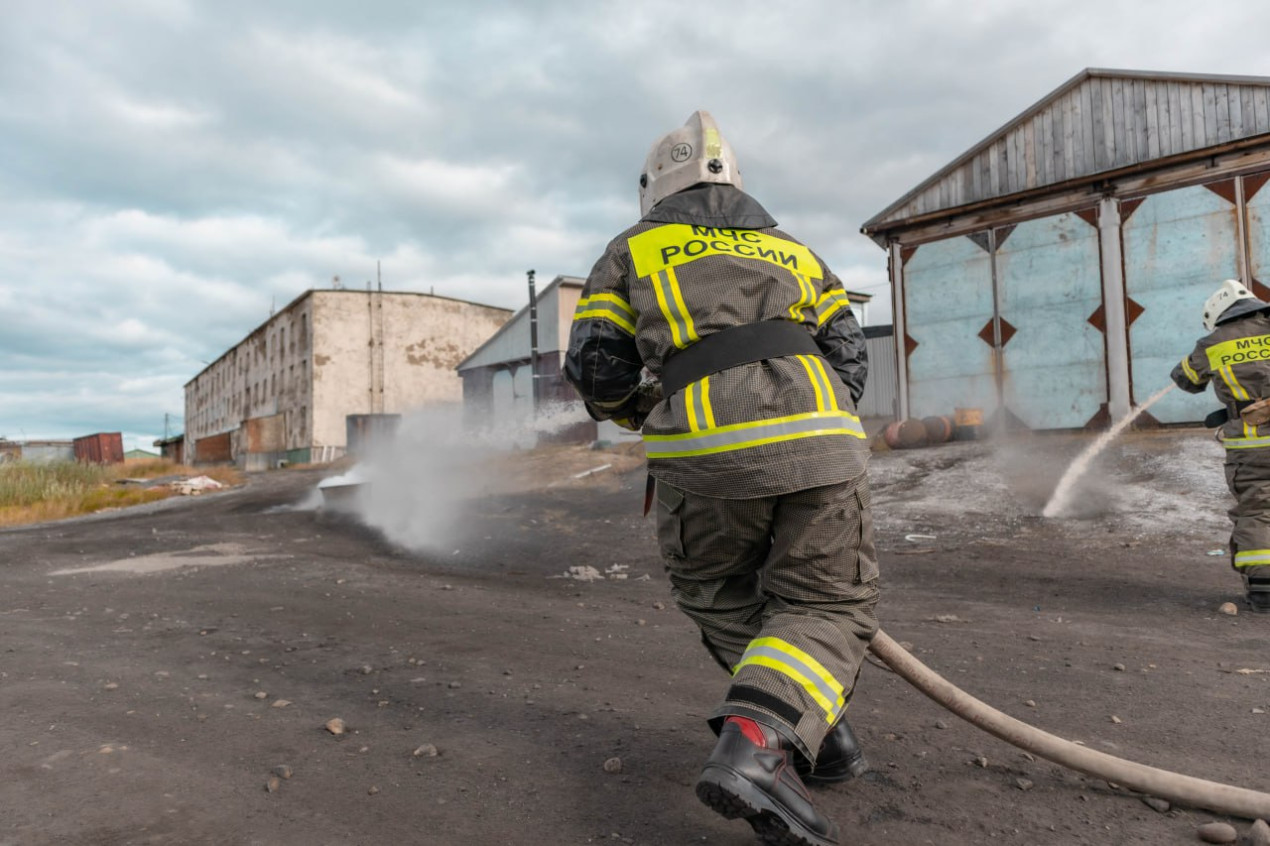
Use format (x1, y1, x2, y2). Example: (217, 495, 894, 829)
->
(858, 325, 899, 420)
(862, 68, 1270, 431)
(19, 441, 75, 463)
(457, 275, 592, 441)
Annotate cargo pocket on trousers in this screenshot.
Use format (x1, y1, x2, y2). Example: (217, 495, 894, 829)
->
(854, 486, 879, 584)
(655, 482, 687, 560)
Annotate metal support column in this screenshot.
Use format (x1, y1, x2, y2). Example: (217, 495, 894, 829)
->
(1098, 196, 1132, 421)
(890, 243, 910, 420)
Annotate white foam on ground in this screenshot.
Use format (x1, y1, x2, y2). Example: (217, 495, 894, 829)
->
(870, 428, 1230, 543)
(51, 542, 290, 575)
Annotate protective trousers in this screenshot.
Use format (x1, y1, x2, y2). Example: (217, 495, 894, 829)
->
(655, 474, 880, 761)
(1224, 448, 1270, 597)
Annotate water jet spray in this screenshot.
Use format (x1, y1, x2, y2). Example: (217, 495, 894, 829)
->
(1042, 384, 1177, 518)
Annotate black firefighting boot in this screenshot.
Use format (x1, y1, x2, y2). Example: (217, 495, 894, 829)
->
(696, 716, 841, 846)
(1247, 578, 1270, 614)
(794, 717, 869, 785)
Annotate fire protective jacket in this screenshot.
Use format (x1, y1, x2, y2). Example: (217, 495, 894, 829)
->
(564, 184, 870, 499)
(1172, 311, 1270, 448)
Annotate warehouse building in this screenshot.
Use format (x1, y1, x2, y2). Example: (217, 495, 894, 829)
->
(861, 68, 1270, 431)
(185, 288, 511, 468)
(457, 275, 599, 442)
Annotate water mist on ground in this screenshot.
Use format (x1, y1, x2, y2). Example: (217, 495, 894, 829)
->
(1041, 384, 1177, 519)
(344, 403, 593, 553)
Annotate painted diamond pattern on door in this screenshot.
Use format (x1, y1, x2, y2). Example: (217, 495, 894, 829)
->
(995, 212, 1107, 429)
(902, 236, 996, 419)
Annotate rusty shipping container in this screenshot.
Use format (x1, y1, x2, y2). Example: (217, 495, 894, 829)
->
(73, 432, 124, 464)
(195, 432, 233, 464)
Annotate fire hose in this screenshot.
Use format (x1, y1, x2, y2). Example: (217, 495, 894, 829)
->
(868, 629, 1270, 820)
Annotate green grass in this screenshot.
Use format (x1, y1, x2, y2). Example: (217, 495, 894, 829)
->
(0, 459, 242, 527)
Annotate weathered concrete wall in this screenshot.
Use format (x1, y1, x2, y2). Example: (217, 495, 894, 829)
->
(310, 291, 510, 451)
(187, 289, 508, 463)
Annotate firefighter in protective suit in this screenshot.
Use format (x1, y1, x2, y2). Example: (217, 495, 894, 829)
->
(565, 111, 878, 846)
(1172, 279, 1270, 613)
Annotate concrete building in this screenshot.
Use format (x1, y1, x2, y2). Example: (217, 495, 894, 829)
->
(457, 274, 877, 442)
(186, 289, 511, 468)
(862, 68, 1270, 431)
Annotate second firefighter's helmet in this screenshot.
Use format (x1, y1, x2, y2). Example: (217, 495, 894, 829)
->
(638, 110, 741, 216)
(1202, 279, 1265, 331)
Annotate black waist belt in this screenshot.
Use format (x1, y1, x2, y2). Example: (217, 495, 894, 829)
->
(660, 320, 821, 398)
(1208, 399, 1259, 428)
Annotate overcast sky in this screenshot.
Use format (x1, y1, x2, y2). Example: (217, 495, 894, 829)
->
(4, 0, 1270, 448)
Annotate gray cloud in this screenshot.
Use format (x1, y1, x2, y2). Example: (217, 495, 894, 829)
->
(4, 0, 1270, 446)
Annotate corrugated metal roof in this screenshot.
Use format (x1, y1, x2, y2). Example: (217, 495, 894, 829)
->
(863, 68, 1270, 236)
(456, 276, 584, 372)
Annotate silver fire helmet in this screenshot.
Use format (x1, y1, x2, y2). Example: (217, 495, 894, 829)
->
(1202, 279, 1260, 331)
(638, 110, 742, 216)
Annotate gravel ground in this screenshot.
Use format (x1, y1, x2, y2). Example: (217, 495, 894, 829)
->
(1, 427, 1267, 846)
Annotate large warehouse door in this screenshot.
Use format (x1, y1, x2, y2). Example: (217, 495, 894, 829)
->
(902, 236, 997, 419)
(1123, 184, 1240, 424)
(995, 212, 1106, 429)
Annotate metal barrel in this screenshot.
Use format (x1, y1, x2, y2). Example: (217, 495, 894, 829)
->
(883, 418, 929, 449)
(922, 415, 954, 444)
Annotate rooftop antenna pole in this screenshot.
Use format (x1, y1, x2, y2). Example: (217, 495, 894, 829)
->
(377, 260, 382, 292)
(527, 269, 540, 417)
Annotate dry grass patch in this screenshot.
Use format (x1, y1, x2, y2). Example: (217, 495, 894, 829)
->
(0, 460, 243, 528)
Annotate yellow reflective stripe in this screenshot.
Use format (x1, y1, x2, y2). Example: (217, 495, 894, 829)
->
(748, 637, 845, 699)
(700, 376, 716, 429)
(685, 382, 700, 432)
(1222, 435, 1270, 449)
(651, 268, 698, 350)
(797, 355, 828, 411)
(1206, 334, 1270, 371)
(734, 656, 839, 722)
(581, 292, 635, 319)
(1235, 549, 1270, 567)
(1180, 356, 1202, 385)
(789, 273, 816, 322)
(667, 267, 699, 345)
(644, 410, 866, 459)
(816, 298, 848, 327)
(815, 289, 851, 327)
(574, 307, 636, 336)
(809, 356, 838, 412)
(628, 224, 823, 280)
(1221, 366, 1252, 401)
(651, 270, 687, 349)
(705, 127, 722, 159)
(734, 637, 845, 724)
